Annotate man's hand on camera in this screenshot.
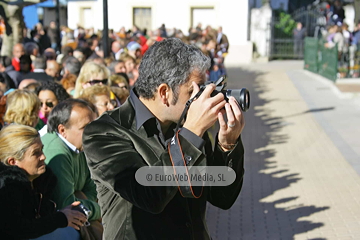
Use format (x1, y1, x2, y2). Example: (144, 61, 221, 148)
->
(183, 82, 226, 137)
(217, 96, 245, 151)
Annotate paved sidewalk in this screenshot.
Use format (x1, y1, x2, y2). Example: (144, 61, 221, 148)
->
(206, 61, 360, 240)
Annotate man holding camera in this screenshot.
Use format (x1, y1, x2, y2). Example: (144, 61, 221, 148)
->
(83, 38, 246, 239)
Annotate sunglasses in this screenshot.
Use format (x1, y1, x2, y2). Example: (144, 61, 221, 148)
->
(40, 102, 54, 108)
(87, 79, 108, 85)
(110, 99, 118, 107)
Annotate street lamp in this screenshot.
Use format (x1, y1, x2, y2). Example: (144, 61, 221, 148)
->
(103, 0, 109, 58)
(56, 0, 61, 53)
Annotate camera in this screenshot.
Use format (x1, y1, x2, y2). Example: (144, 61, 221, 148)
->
(200, 75, 250, 112)
(72, 203, 91, 227)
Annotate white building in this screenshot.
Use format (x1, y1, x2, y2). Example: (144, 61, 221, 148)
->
(67, 0, 252, 66)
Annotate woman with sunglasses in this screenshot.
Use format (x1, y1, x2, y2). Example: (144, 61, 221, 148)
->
(35, 82, 70, 131)
(73, 61, 111, 98)
(0, 124, 87, 240)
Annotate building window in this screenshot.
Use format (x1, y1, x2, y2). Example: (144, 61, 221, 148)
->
(133, 8, 152, 33)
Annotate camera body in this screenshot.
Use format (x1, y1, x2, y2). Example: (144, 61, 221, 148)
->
(72, 203, 91, 227)
(200, 75, 250, 112)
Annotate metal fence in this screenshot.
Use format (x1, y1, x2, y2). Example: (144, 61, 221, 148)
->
(268, 7, 326, 60)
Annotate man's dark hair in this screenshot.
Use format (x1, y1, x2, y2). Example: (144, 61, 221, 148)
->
(47, 98, 94, 133)
(19, 54, 32, 73)
(0, 72, 16, 92)
(33, 57, 46, 70)
(35, 81, 70, 103)
(0, 56, 12, 68)
(62, 46, 74, 56)
(24, 42, 39, 56)
(64, 56, 81, 76)
(135, 38, 210, 104)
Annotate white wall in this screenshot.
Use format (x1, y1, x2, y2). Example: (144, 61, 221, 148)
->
(68, 0, 252, 65)
(344, 4, 355, 32)
(250, 3, 272, 57)
(68, 1, 97, 30)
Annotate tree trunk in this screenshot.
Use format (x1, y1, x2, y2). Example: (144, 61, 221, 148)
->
(0, 0, 48, 56)
(0, 3, 24, 56)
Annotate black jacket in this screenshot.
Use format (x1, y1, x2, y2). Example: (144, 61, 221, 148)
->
(83, 97, 245, 240)
(20, 72, 54, 83)
(0, 163, 68, 240)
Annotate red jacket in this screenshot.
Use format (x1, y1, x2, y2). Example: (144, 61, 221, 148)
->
(12, 58, 20, 71)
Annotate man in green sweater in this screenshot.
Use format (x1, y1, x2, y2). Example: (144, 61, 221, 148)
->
(41, 99, 101, 224)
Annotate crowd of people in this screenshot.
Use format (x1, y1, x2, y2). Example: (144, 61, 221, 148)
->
(292, 0, 360, 76)
(0, 21, 238, 240)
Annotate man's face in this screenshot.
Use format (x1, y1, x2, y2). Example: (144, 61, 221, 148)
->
(112, 42, 121, 53)
(13, 44, 24, 59)
(63, 106, 94, 150)
(168, 72, 206, 122)
(46, 61, 60, 77)
(73, 51, 84, 63)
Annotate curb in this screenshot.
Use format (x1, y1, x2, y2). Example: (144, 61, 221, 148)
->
(301, 70, 360, 99)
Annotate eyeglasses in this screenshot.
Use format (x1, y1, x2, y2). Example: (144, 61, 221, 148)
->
(40, 102, 54, 108)
(87, 79, 108, 85)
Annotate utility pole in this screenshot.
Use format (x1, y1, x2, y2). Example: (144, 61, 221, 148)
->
(56, 0, 61, 53)
(103, 0, 109, 58)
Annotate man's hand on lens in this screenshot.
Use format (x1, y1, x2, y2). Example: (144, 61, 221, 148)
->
(217, 96, 245, 149)
(183, 82, 226, 137)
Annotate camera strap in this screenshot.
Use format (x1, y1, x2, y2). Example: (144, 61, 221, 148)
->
(167, 90, 205, 198)
(168, 130, 203, 198)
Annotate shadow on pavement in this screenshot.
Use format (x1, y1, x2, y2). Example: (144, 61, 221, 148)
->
(285, 107, 336, 118)
(206, 67, 329, 240)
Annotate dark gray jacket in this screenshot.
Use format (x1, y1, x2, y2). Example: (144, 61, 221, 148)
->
(83, 98, 245, 240)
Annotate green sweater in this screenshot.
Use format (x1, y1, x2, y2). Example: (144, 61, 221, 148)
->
(41, 132, 101, 221)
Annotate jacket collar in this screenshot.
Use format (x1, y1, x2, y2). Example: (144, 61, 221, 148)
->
(128, 89, 155, 130)
(0, 163, 29, 189)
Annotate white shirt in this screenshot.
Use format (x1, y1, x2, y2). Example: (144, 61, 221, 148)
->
(57, 132, 80, 153)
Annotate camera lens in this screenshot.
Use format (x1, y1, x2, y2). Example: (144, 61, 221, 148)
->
(226, 88, 250, 112)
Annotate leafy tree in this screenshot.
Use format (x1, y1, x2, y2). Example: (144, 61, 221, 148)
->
(274, 12, 297, 38)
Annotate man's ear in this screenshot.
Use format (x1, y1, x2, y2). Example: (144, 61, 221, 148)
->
(58, 124, 66, 138)
(158, 83, 170, 106)
(7, 157, 16, 166)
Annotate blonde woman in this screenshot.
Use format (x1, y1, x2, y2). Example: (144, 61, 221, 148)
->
(79, 85, 115, 116)
(0, 124, 87, 240)
(4, 89, 40, 128)
(73, 61, 111, 98)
